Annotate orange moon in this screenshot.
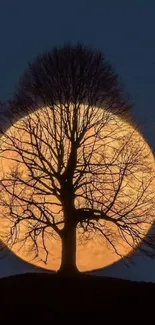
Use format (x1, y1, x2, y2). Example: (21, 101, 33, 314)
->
(0, 105, 154, 272)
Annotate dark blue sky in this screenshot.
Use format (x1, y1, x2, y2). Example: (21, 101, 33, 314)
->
(0, 0, 155, 150)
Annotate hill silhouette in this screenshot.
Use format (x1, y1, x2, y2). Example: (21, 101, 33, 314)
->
(0, 272, 154, 319)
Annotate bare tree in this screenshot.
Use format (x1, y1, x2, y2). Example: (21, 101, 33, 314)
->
(0, 44, 155, 275)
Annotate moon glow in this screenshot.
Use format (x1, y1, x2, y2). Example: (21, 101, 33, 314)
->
(0, 105, 154, 272)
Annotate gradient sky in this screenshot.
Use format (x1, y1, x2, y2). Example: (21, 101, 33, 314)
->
(0, 0, 155, 150)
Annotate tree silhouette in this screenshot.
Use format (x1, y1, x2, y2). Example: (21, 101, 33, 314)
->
(0, 44, 155, 275)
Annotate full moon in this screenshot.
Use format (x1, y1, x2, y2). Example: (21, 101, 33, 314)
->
(0, 105, 154, 272)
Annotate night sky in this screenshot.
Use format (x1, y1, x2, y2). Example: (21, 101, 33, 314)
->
(0, 0, 155, 151)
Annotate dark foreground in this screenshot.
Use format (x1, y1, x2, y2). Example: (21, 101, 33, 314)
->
(0, 272, 154, 318)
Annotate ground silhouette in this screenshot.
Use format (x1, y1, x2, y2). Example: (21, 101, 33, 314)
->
(0, 272, 154, 319)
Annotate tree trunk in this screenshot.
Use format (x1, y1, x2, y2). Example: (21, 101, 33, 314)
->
(58, 221, 79, 276)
